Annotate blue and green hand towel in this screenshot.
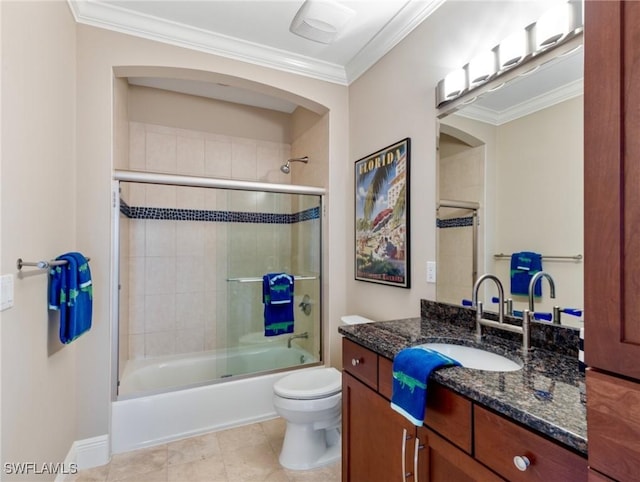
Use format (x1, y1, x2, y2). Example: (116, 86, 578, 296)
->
(391, 346, 460, 425)
(48, 252, 93, 344)
(262, 273, 295, 336)
(510, 251, 542, 296)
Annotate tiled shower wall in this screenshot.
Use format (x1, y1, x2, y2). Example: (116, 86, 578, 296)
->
(437, 144, 485, 305)
(124, 121, 308, 360)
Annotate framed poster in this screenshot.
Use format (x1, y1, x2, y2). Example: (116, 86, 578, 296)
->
(355, 138, 410, 288)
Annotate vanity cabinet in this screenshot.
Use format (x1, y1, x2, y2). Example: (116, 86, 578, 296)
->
(342, 339, 586, 482)
(584, 2, 640, 480)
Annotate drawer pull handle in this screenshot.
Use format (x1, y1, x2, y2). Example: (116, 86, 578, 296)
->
(402, 429, 408, 482)
(513, 455, 530, 471)
(413, 437, 421, 482)
(351, 358, 362, 366)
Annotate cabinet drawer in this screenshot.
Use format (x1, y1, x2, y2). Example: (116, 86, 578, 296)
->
(342, 338, 378, 390)
(475, 406, 587, 481)
(378, 356, 393, 399)
(425, 384, 472, 454)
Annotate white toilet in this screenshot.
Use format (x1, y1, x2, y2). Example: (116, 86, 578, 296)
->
(273, 367, 342, 470)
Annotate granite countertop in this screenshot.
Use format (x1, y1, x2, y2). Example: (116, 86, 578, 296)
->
(338, 304, 587, 456)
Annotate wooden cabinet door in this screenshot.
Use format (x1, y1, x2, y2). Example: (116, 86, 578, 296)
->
(417, 426, 504, 482)
(584, 0, 640, 379)
(587, 370, 640, 482)
(342, 372, 416, 482)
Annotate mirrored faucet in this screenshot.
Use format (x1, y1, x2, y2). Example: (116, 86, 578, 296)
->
(528, 271, 556, 314)
(472, 274, 505, 330)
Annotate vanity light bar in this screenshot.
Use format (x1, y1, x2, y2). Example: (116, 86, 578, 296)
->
(436, 0, 583, 108)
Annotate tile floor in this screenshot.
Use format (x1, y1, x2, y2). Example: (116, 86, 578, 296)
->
(69, 418, 341, 482)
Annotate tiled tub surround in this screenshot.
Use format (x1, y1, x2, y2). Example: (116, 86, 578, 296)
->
(338, 300, 587, 455)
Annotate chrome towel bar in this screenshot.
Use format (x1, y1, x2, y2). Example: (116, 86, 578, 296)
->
(493, 253, 582, 261)
(226, 275, 318, 283)
(17, 257, 91, 271)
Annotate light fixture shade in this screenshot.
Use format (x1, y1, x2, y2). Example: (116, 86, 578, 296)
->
(468, 50, 496, 85)
(444, 69, 467, 99)
(498, 30, 527, 69)
(535, 1, 570, 50)
(290, 0, 355, 44)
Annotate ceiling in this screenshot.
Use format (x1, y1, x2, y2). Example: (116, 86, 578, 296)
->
(69, 0, 446, 86)
(68, 1, 583, 116)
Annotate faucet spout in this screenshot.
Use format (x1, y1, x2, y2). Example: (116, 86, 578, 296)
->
(472, 274, 505, 323)
(287, 331, 309, 348)
(528, 271, 556, 312)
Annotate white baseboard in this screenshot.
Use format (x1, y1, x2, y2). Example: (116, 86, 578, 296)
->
(56, 434, 110, 482)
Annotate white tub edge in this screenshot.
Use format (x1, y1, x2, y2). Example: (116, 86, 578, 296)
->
(111, 367, 320, 454)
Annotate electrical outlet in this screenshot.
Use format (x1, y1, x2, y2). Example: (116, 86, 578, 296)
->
(426, 261, 437, 283)
(0, 274, 14, 311)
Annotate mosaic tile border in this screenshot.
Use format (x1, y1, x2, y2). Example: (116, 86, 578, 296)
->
(120, 199, 320, 224)
(436, 216, 474, 228)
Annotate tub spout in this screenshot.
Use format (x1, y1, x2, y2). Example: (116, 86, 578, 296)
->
(287, 332, 309, 348)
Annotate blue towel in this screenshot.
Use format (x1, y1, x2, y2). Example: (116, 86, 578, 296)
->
(391, 347, 460, 425)
(510, 251, 542, 296)
(262, 273, 294, 336)
(49, 252, 92, 344)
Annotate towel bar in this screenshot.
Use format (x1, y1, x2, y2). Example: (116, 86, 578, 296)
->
(226, 275, 318, 283)
(17, 257, 91, 271)
(493, 253, 582, 261)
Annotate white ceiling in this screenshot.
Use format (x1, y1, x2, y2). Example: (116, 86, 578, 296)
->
(69, 0, 446, 85)
(68, 0, 584, 116)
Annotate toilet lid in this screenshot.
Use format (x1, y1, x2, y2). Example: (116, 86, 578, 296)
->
(274, 367, 342, 400)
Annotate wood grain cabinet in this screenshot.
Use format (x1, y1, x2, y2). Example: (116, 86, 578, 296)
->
(342, 339, 585, 482)
(584, 2, 640, 480)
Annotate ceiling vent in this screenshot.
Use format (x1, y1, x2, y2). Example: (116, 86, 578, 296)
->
(290, 0, 356, 44)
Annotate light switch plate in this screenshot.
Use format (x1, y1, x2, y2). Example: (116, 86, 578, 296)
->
(426, 261, 437, 283)
(0, 274, 14, 311)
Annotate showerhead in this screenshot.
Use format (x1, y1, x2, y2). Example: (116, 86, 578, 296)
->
(280, 156, 309, 174)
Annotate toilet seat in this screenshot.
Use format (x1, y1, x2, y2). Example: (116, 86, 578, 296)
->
(274, 367, 342, 400)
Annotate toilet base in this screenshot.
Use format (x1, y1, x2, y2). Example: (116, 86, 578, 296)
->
(278, 424, 341, 470)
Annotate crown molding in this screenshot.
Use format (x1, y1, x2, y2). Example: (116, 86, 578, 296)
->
(68, 0, 349, 85)
(456, 78, 583, 125)
(345, 0, 446, 83)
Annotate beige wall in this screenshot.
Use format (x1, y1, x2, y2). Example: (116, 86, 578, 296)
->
(128, 85, 293, 145)
(348, 0, 560, 322)
(1, 1, 77, 478)
(494, 97, 584, 320)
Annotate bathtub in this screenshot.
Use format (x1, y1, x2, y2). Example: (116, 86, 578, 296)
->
(112, 343, 319, 453)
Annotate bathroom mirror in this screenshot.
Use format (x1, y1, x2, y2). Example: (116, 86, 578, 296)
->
(436, 35, 584, 328)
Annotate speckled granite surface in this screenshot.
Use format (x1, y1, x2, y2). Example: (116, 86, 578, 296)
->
(339, 300, 587, 456)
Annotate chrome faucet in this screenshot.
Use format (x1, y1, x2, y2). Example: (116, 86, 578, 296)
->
(528, 271, 556, 313)
(287, 331, 309, 348)
(473, 273, 531, 355)
(472, 274, 505, 332)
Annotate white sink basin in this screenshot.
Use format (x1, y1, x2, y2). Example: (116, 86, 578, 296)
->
(420, 343, 522, 372)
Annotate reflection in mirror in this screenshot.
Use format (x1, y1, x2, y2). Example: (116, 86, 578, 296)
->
(436, 37, 584, 328)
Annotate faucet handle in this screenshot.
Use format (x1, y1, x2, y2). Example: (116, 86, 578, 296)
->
(561, 308, 582, 317)
(492, 297, 513, 315)
(533, 312, 552, 322)
(552, 306, 583, 324)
